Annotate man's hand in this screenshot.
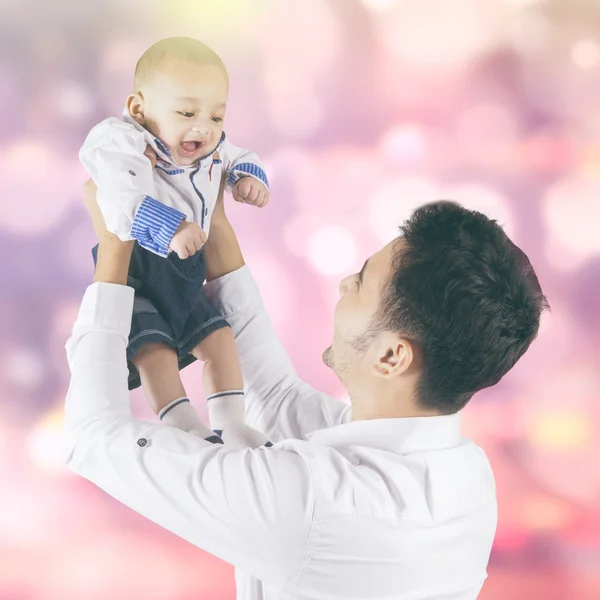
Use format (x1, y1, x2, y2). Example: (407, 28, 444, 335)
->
(83, 144, 157, 242)
(232, 176, 269, 208)
(83, 145, 156, 285)
(169, 222, 207, 260)
(83, 178, 134, 285)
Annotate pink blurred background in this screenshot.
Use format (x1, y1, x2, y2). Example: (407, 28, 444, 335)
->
(1, 0, 599, 598)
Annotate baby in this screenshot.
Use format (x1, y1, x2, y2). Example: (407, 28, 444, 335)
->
(80, 37, 271, 448)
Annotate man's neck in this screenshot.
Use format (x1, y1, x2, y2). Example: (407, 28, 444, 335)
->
(349, 383, 441, 421)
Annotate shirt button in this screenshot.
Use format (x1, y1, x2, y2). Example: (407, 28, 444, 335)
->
(137, 438, 148, 447)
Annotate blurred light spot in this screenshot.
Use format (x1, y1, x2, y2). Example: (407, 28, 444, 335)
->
(5, 140, 52, 169)
(360, 0, 401, 11)
(3, 347, 44, 389)
(0, 481, 48, 545)
(521, 496, 571, 531)
(28, 408, 67, 474)
(441, 183, 515, 238)
(456, 104, 518, 166)
(579, 144, 600, 178)
(543, 236, 587, 272)
(284, 215, 320, 259)
(528, 410, 592, 451)
(508, 13, 550, 55)
(102, 37, 147, 73)
(66, 220, 96, 276)
(0, 140, 82, 233)
(270, 93, 322, 139)
(369, 177, 439, 244)
(99, 37, 150, 109)
(379, 124, 427, 165)
(243, 252, 295, 331)
(493, 528, 530, 552)
(53, 302, 81, 342)
(261, 0, 340, 137)
(308, 226, 357, 275)
(0, 422, 6, 473)
(571, 39, 599, 70)
(506, 0, 548, 9)
(321, 278, 343, 315)
(379, 0, 503, 73)
(522, 134, 574, 172)
(543, 177, 600, 262)
(55, 81, 94, 121)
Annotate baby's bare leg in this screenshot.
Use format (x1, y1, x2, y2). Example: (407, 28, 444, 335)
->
(132, 342, 186, 414)
(191, 327, 271, 448)
(132, 342, 220, 442)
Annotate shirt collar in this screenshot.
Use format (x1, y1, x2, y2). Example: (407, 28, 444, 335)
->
(306, 413, 462, 454)
(121, 107, 226, 168)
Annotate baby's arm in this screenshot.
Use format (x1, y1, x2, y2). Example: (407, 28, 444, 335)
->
(80, 118, 186, 257)
(219, 136, 270, 207)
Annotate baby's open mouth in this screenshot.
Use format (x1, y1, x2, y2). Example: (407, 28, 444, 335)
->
(180, 141, 202, 155)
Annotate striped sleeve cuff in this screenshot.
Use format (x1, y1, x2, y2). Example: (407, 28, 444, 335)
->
(231, 163, 269, 189)
(131, 196, 186, 257)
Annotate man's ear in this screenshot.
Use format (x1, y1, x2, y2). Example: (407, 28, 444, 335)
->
(371, 335, 414, 378)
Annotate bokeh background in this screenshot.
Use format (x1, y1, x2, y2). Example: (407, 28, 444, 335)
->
(1, 0, 599, 598)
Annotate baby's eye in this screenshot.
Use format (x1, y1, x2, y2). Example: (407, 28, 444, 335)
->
(178, 111, 195, 118)
(211, 117, 223, 123)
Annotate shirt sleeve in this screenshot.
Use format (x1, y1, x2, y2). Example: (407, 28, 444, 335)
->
(62, 282, 315, 586)
(79, 118, 185, 257)
(203, 267, 351, 443)
(218, 135, 269, 192)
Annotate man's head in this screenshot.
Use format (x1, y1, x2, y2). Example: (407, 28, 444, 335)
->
(323, 201, 549, 418)
(127, 37, 229, 166)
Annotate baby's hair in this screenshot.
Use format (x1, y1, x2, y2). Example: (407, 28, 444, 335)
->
(134, 37, 227, 90)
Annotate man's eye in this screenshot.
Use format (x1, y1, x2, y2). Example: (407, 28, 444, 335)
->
(178, 112, 194, 118)
(211, 117, 223, 123)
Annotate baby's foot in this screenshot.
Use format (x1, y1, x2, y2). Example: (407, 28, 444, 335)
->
(214, 423, 272, 450)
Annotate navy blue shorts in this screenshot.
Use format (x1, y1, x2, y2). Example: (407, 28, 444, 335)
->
(92, 243, 229, 390)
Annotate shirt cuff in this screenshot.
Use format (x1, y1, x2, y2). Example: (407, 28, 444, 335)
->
(202, 265, 262, 317)
(228, 163, 269, 190)
(75, 282, 135, 339)
(66, 282, 135, 372)
(131, 196, 186, 257)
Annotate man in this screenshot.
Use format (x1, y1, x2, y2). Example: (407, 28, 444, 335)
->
(63, 170, 548, 600)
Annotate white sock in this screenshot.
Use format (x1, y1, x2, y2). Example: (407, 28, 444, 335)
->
(207, 391, 272, 449)
(159, 397, 222, 444)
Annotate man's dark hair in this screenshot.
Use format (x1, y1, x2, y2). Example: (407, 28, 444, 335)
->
(378, 200, 549, 414)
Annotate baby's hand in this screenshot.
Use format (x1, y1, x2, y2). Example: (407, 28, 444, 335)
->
(169, 221, 207, 259)
(232, 176, 269, 208)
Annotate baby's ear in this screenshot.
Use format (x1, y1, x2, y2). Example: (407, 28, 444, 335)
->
(126, 93, 146, 125)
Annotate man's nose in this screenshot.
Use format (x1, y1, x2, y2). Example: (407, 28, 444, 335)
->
(339, 276, 352, 296)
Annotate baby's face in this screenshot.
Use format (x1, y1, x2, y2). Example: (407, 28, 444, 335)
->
(138, 61, 229, 166)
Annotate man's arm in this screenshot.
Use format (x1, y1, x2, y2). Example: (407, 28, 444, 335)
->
(64, 186, 314, 583)
(63, 286, 313, 585)
(202, 181, 351, 443)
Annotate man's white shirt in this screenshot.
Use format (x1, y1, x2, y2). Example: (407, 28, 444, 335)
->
(63, 266, 498, 600)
